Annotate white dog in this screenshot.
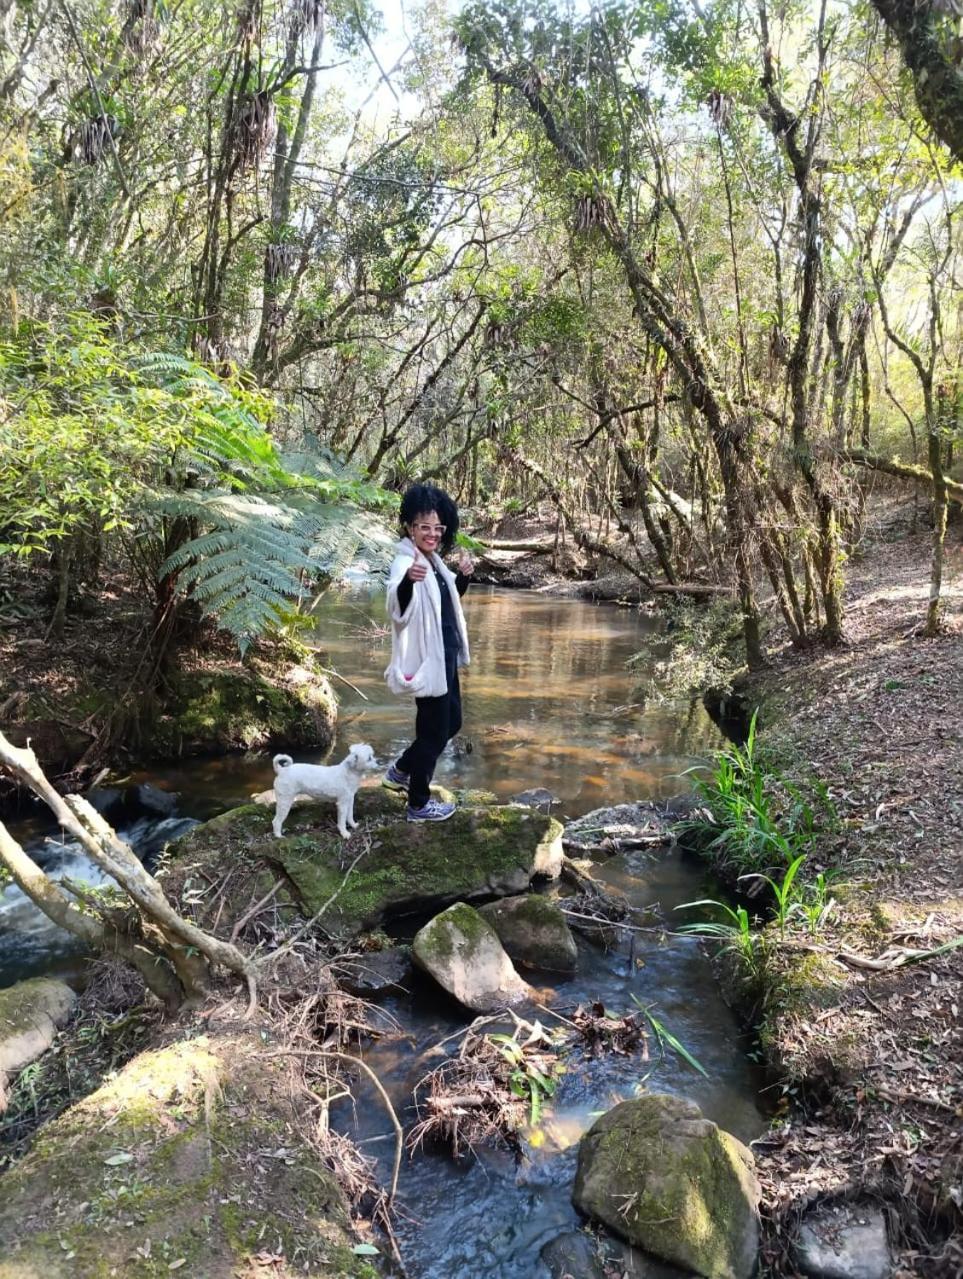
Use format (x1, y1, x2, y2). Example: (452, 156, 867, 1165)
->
(271, 744, 378, 839)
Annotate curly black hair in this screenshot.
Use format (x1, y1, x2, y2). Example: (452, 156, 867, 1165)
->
(399, 483, 459, 554)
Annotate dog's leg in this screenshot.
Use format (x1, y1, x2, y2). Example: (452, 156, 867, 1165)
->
(273, 795, 294, 838)
(336, 797, 350, 840)
(346, 792, 358, 829)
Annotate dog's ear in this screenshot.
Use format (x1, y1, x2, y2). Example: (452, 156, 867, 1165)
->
(347, 746, 367, 772)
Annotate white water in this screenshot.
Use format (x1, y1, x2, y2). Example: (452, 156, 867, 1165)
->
(0, 816, 196, 986)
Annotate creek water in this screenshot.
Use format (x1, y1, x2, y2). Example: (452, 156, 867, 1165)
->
(0, 585, 766, 1274)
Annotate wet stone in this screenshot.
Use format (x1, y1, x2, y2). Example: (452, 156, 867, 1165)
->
(479, 894, 577, 972)
(412, 902, 531, 1012)
(794, 1203, 891, 1279)
(540, 1230, 694, 1279)
(511, 787, 562, 812)
(573, 1094, 760, 1279)
(336, 946, 412, 997)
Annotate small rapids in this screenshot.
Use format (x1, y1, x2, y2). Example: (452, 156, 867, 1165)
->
(0, 815, 196, 987)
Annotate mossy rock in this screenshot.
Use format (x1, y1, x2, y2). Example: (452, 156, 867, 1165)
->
(0, 1032, 376, 1278)
(573, 1094, 760, 1279)
(165, 788, 564, 941)
(412, 902, 530, 1011)
(145, 660, 337, 760)
(479, 894, 578, 972)
(0, 979, 77, 1100)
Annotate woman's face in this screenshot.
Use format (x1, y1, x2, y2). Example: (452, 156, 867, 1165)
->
(408, 510, 445, 557)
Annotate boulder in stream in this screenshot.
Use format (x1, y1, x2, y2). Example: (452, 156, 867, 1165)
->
(165, 787, 563, 940)
(479, 893, 577, 972)
(146, 659, 337, 760)
(0, 1030, 374, 1278)
(412, 902, 531, 1012)
(573, 1094, 760, 1279)
(0, 977, 76, 1111)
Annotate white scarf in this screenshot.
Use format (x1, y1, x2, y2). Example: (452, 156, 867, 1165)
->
(384, 537, 470, 698)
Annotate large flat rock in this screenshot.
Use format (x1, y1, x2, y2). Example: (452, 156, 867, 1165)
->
(165, 786, 563, 940)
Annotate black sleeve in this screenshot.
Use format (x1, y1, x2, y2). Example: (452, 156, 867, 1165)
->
(455, 572, 471, 597)
(396, 575, 413, 613)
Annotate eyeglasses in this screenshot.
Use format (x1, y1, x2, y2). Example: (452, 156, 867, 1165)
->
(411, 523, 446, 536)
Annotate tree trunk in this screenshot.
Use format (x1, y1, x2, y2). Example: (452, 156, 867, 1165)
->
(924, 394, 949, 636)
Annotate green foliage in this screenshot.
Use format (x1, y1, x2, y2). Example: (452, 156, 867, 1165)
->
(629, 997, 709, 1078)
(0, 317, 184, 555)
(678, 714, 833, 877)
(675, 898, 764, 980)
(488, 1033, 559, 1126)
(137, 358, 395, 651)
(0, 317, 394, 650)
(740, 853, 808, 938)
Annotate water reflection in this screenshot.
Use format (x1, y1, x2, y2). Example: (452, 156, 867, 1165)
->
(310, 585, 720, 819)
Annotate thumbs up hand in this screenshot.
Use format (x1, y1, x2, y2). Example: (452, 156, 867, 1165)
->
(407, 548, 428, 582)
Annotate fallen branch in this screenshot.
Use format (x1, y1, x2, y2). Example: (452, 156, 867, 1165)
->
(563, 831, 672, 853)
(840, 449, 963, 502)
(0, 731, 256, 1012)
(874, 1086, 962, 1117)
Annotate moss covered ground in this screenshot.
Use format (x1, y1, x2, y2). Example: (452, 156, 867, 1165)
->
(163, 787, 563, 940)
(0, 1031, 374, 1279)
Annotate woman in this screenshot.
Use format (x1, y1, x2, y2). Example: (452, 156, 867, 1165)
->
(383, 483, 474, 822)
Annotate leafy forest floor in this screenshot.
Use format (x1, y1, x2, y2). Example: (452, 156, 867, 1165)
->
(745, 503, 963, 1277)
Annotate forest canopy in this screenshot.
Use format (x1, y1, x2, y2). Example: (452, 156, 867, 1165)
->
(1, 0, 960, 666)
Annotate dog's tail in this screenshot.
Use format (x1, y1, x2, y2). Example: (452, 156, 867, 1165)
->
(273, 754, 294, 773)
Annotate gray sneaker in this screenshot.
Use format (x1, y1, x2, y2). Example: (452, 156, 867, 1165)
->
(406, 799, 456, 823)
(382, 762, 409, 794)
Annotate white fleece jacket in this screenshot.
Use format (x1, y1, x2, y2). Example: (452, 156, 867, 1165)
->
(384, 537, 470, 698)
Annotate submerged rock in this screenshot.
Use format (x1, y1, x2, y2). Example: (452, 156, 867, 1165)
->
(573, 1094, 760, 1279)
(511, 787, 562, 811)
(479, 893, 577, 972)
(0, 1031, 373, 1278)
(412, 902, 531, 1011)
(0, 978, 76, 1111)
(793, 1203, 891, 1279)
(166, 787, 563, 940)
(540, 1229, 695, 1278)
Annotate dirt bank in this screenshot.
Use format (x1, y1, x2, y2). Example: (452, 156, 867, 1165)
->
(732, 513, 962, 1277)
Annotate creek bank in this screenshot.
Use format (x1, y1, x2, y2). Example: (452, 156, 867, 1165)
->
(0, 567, 337, 814)
(0, 1028, 376, 1279)
(681, 523, 962, 1276)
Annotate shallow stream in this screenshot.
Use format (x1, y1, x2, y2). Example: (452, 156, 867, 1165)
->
(0, 585, 765, 1275)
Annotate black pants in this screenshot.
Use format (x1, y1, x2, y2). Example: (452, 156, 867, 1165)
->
(397, 652, 462, 809)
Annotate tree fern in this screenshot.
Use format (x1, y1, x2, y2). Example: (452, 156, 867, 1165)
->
(147, 489, 393, 651)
